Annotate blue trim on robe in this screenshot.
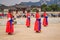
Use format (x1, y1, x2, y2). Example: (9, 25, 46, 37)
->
(27, 17, 30, 21)
(10, 18, 13, 28)
(36, 19, 41, 31)
(45, 16, 48, 24)
(38, 19, 41, 31)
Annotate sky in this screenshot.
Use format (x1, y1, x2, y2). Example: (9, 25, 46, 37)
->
(0, 0, 40, 6)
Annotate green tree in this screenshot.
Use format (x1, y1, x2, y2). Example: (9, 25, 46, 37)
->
(49, 4, 59, 11)
(41, 4, 47, 11)
(56, 6, 60, 11)
(32, 8, 37, 12)
(46, 6, 52, 11)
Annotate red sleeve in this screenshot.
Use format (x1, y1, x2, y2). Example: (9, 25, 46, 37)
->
(26, 13, 30, 17)
(7, 13, 12, 18)
(36, 13, 40, 19)
(43, 12, 47, 17)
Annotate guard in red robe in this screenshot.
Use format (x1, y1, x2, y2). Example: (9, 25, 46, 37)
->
(26, 10, 30, 27)
(34, 10, 41, 33)
(6, 10, 14, 35)
(43, 11, 48, 27)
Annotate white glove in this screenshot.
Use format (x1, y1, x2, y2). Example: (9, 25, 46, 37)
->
(28, 16, 30, 18)
(8, 18, 11, 21)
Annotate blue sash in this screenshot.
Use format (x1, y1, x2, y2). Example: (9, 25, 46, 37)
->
(45, 16, 48, 24)
(38, 19, 41, 31)
(36, 19, 41, 31)
(10, 18, 13, 28)
(27, 17, 30, 21)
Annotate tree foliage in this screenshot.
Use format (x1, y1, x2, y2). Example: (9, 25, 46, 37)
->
(41, 4, 60, 11)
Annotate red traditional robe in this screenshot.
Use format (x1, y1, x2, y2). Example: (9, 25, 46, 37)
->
(26, 13, 30, 27)
(6, 13, 14, 33)
(43, 12, 48, 26)
(34, 13, 41, 32)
